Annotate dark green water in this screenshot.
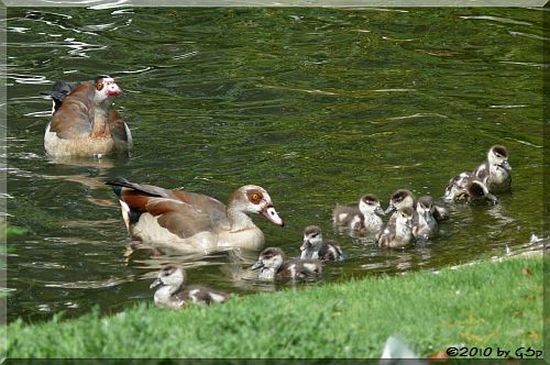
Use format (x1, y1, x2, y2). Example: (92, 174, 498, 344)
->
(6, 7, 545, 323)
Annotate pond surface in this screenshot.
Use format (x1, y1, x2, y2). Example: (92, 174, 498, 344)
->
(5, 7, 545, 323)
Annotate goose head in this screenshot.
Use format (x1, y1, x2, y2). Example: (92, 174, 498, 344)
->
(359, 194, 385, 216)
(416, 196, 434, 220)
(487, 145, 511, 172)
(251, 247, 285, 272)
(150, 265, 185, 290)
(396, 207, 415, 230)
(228, 185, 284, 226)
(385, 189, 415, 215)
(93, 75, 122, 106)
(300, 225, 323, 252)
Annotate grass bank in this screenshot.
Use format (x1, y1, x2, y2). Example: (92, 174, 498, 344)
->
(6, 255, 542, 358)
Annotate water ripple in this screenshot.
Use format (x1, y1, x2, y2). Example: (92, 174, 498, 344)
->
(460, 15, 533, 26)
(509, 31, 548, 41)
(8, 74, 50, 85)
(44, 276, 134, 289)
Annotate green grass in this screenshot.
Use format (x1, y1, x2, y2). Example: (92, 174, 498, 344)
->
(6, 255, 542, 358)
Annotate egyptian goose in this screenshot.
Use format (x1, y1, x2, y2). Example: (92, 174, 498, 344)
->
(376, 207, 415, 248)
(44, 75, 132, 157)
(106, 177, 284, 252)
(150, 265, 229, 309)
(251, 247, 322, 281)
(444, 171, 498, 204)
(332, 194, 385, 234)
(413, 196, 438, 241)
(473, 145, 512, 193)
(300, 225, 344, 262)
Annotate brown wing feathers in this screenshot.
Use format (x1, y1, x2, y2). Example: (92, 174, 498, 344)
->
(49, 81, 95, 139)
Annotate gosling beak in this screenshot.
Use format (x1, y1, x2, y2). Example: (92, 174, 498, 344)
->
(487, 193, 499, 205)
(251, 260, 264, 271)
(384, 204, 396, 215)
(376, 206, 386, 216)
(149, 278, 162, 290)
(501, 160, 512, 171)
(261, 205, 284, 227)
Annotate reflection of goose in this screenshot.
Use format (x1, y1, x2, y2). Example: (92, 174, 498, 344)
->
(106, 178, 284, 252)
(44, 76, 132, 158)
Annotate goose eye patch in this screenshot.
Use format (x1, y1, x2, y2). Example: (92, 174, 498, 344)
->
(95, 81, 104, 91)
(247, 191, 263, 204)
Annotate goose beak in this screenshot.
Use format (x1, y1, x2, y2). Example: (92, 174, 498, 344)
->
(107, 82, 123, 97)
(501, 160, 512, 171)
(261, 205, 284, 226)
(487, 193, 499, 205)
(251, 260, 264, 271)
(384, 204, 395, 215)
(149, 278, 162, 289)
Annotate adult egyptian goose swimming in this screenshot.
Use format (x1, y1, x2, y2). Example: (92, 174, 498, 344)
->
(106, 177, 284, 252)
(44, 75, 132, 158)
(150, 265, 229, 309)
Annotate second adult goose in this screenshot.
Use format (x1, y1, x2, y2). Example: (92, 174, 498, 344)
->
(44, 75, 132, 158)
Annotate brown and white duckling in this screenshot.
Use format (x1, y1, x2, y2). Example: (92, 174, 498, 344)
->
(358, 194, 385, 233)
(444, 172, 498, 204)
(332, 205, 363, 231)
(385, 189, 416, 215)
(473, 145, 512, 193)
(300, 225, 344, 262)
(150, 266, 229, 309)
(251, 247, 322, 281)
(384, 189, 417, 229)
(376, 207, 415, 249)
(106, 177, 284, 253)
(444, 172, 472, 201)
(386, 188, 447, 223)
(413, 196, 438, 241)
(333, 194, 385, 234)
(44, 75, 132, 158)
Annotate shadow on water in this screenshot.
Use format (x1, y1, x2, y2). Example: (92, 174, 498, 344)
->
(5, 7, 545, 323)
